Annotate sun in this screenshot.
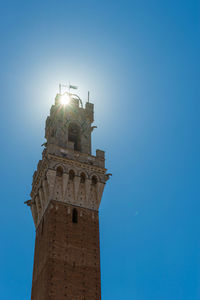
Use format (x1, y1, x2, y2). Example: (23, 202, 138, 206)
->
(60, 93, 70, 105)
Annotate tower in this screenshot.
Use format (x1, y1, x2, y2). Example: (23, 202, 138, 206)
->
(26, 90, 110, 300)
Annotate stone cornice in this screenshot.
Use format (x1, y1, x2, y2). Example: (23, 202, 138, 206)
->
(31, 153, 107, 197)
(47, 153, 107, 174)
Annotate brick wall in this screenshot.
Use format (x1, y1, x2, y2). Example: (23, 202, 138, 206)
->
(31, 200, 101, 300)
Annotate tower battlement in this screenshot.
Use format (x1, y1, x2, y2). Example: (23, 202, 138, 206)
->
(45, 93, 95, 155)
(28, 93, 110, 228)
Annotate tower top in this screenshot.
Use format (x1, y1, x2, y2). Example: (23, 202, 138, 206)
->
(45, 91, 95, 157)
(27, 88, 111, 231)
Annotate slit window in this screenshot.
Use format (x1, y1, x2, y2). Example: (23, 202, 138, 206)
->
(72, 208, 78, 223)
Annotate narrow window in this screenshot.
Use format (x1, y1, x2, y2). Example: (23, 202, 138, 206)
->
(80, 173, 86, 183)
(56, 166, 63, 177)
(72, 208, 78, 223)
(92, 176, 97, 185)
(69, 170, 75, 180)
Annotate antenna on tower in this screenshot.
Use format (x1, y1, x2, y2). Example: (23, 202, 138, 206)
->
(87, 91, 90, 102)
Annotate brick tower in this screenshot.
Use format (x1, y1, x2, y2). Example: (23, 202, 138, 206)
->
(26, 89, 110, 300)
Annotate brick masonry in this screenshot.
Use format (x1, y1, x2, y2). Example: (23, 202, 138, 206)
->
(31, 200, 101, 300)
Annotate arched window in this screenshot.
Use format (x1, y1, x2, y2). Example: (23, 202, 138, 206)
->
(69, 170, 75, 180)
(56, 166, 63, 177)
(72, 208, 78, 223)
(80, 173, 86, 183)
(68, 123, 81, 151)
(92, 176, 97, 185)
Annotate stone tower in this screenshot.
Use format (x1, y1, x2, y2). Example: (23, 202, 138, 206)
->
(26, 91, 110, 300)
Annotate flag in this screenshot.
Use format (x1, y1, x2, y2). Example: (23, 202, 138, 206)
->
(69, 85, 78, 90)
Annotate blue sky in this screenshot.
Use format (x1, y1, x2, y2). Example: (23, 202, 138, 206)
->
(0, 1, 199, 299)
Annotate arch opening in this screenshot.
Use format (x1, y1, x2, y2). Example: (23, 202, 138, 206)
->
(68, 123, 81, 151)
(92, 176, 98, 185)
(69, 170, 75, 181)
(80, 173, 86, 183)
(56, 166, 63, 177)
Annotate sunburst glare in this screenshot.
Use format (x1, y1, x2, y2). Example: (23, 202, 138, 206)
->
(60, 93, 70, 105)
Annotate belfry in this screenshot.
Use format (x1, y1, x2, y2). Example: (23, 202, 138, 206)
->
(26, 88, 110, 300)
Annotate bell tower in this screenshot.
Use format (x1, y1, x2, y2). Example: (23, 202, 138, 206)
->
(26, 89, 110, 300)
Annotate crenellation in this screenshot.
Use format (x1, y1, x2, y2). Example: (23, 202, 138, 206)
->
(30, 156, 108, 227)
(31, 150, 108, 217)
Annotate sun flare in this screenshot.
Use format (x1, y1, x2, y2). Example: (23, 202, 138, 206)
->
(61, 93, 70, 105)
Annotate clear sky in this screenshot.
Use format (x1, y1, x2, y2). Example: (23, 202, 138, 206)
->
(0, 1, 199, 299)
